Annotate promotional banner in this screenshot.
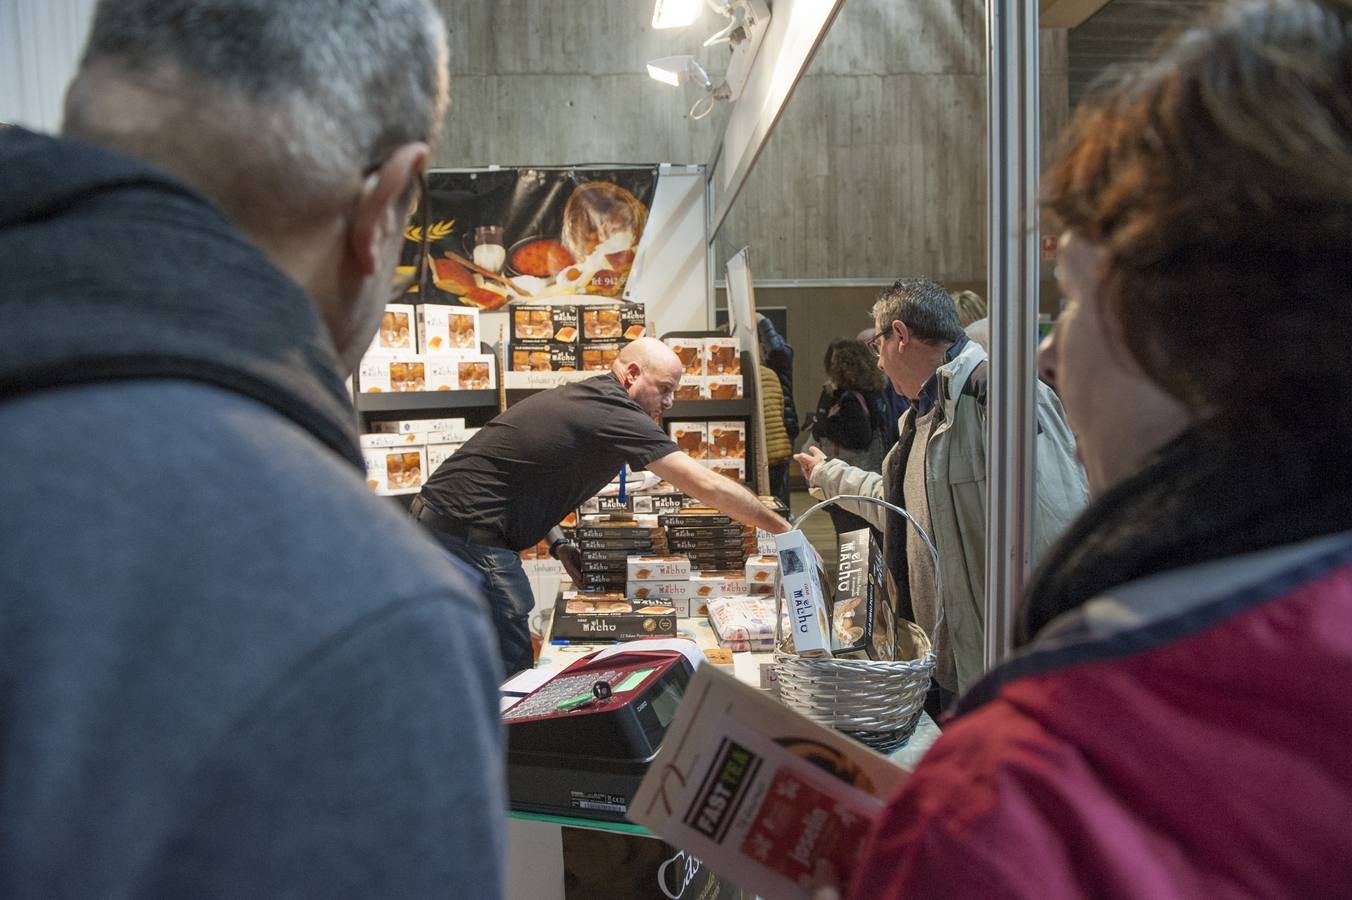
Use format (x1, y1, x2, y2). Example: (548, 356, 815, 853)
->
(399, 167, 659, 310)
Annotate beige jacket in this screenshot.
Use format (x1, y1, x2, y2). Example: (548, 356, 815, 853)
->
(808, 340, 1087, 693)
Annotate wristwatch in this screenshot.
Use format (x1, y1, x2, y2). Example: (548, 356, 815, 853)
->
(548, 536, 571, 559)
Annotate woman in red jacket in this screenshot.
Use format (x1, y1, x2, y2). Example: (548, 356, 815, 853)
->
(848, 1, 1352, 897)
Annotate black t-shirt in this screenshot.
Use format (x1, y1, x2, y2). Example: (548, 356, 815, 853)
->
(420, 373, 679, 550)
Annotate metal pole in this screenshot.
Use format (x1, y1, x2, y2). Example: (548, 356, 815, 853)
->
(984, 0, 1040, 669)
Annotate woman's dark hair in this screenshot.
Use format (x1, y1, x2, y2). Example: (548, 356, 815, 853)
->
(827, 338, 884, 393)
(1043, 0, 1352, 423)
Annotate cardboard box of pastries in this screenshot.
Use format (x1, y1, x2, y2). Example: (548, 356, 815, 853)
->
(361, 446, 427, 495)
(664, 338, 705, 376)
(668, 421, 708, 460)
(370, 417, 465, 436)
(426, 442, 460, 473)
(359, 354, 426, 392)
(620, 304, 647, 341)
(674, 376, 709, 401)
(581, 306, 624, 342)
(688, 572, 750, 597)
(359, 432, 425, 449)
(704, 337, 740, 375)
(552, 593, 678, 642)
(510, 342, 579, 372)
(511, 304, 578, 343)
(369, 303, 416, 354)
(706, 375, 744, 400)
(707, 421, 747, 459)
(580, 343, 621, 371)
(426, 354, 496, 390)
(627, 555, 693, 581)
(705, 457, 746, 482)
(418, 304, 479, 353)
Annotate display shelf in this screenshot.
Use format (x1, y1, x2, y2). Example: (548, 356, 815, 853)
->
(663, 400, 753, 419)
(355, 389, 497, 412)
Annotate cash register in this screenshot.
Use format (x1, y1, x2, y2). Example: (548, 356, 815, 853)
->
(504, 646, 695, 822)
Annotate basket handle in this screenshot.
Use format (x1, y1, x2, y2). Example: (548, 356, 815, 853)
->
(773, 494, 945, 653)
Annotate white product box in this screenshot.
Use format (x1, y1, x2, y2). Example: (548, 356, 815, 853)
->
(626, 555, 692, 581)
(370, 417, 466, 435)
(418, 304, 479, 354)
(704, 457, 746, 482)
(744, 555, 779, 594)
(707, 374, 744, 401)
(665, 596, 713, 618)
(628, 579, 695, 602)
(704, 337, 741, 375)
(426, 428, 474, 446)
(707, 421, 747, 459)
(369, 303, 416, 354)
(688, 572, 750, 598)
(774, 530, 831, 656)
(426, 442, 461, 473)
(361, 445, 428, 495)
(674, 375, 710, 401)
(359, 353, 427, 392)
(426, 353, 496, 391)
(359, 432, 425, 449)
(664, 337, 705, 376)
(668, 421, 707, 460)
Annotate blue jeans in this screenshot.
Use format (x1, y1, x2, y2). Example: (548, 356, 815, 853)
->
(427, 530, 535, 677)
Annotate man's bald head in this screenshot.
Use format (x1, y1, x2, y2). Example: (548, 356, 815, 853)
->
(613, 336, 683, 417)
(615, 337, 681, 375)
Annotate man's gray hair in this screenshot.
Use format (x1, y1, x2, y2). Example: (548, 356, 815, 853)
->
(64, 0, 449, 227)
(872, 278, 964, 344)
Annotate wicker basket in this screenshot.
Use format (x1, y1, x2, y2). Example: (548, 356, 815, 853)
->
(772, 494, 943, 753)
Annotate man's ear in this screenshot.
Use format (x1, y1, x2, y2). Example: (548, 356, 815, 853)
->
(348, 142, 430, 275)
(892, 320, 911, 347)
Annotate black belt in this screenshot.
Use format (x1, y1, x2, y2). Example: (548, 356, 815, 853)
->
(410, 497, 513, 550)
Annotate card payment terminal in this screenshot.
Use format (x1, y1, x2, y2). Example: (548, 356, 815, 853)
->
(504, 647, 695, 822)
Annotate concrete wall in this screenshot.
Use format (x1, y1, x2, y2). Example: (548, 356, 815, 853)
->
(432, 0, 1070, 441)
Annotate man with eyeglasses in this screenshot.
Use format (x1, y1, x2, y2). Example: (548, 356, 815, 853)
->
(796, 279, 1085, 711)
(0, 1, 504, 897)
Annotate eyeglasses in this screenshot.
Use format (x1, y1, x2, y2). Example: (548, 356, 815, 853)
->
(388, 171, 430, 304)
(866, 327, 888, 358)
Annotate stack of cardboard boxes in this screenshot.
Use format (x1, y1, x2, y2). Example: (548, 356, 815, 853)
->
(357, 303, 496, 392)
(508, 302, 646, 372)
(359, 417, 478, 496)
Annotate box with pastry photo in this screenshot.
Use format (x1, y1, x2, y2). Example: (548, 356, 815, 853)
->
(417, 304, 479, 354)
(706, 375, 744, 401)
(425, 442, 460, 473)
(368, 303, 417, 354)
(579, 343, 622, 372)
(361, 445, 427, 496)
(674, 376, 709, 401)
(706, 421, 747, 459)
(626, 555, 693, 581)
(831, 527, 895, 659)
(551, 592, 679, 642)
(426, 353, 496, 390)
(370, 416, 465, 436)
(667, 421, 708, 460)
(511, 304, 578, 344)
(510, 342, 579, 372)
(704, 337, 741, 376)
(620, 303, 647, 342)
(358, 354, 426, 393)
(580, 306, 625, 342)
(704, 457, 746, 483)
(664, 337, 705, 376)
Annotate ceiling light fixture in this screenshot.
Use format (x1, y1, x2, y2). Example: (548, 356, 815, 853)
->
(645, 54, 731, 119)
(651, 0, 704, 29)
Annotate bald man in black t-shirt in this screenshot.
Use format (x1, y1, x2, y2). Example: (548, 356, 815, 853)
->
(414, 337, 791, 676)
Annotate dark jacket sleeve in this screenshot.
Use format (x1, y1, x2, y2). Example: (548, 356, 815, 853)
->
(814, 389, 875, 451)
(757, 317, 799, 440)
